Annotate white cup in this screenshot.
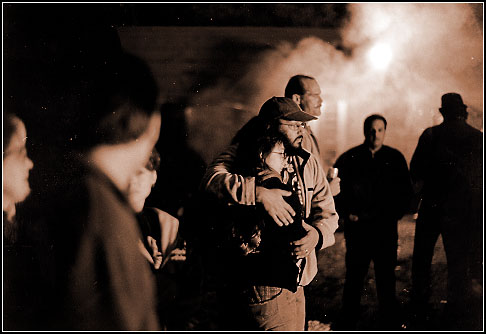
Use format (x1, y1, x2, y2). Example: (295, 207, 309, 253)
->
(327, 167, 338, 180)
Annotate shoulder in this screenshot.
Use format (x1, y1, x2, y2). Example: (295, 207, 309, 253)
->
(304, 150, 324, 171)
(419, 126, 438, 139)
(464, 123, 483, 138)
(83, 173, 137, 236)
(382, 145, 403, 155)
(382, 145, 407, 161)
(149, 207, 179, 226)
(336, 145, 362, 162)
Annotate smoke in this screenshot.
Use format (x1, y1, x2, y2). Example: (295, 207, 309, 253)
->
(188, 3, 483, 166)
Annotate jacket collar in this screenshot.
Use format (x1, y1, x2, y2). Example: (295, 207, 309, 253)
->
(292, 147, 311, 168)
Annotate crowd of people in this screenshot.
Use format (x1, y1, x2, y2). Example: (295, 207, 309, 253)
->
(3, 27, 483, 331)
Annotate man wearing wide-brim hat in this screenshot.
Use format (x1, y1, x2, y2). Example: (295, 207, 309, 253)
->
(410, 92, 483, 329)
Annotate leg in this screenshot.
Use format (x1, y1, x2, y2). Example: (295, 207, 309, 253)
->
(373, 228, 400, 329)
(340, 231, 372, 329)
(294, 286, 306, 331)
(441, 220, 471, 328)
(411, 213, 440, 308)
(247, 286, 300, 331)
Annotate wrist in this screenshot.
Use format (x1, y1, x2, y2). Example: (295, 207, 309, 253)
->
(312, 225, 324, 250)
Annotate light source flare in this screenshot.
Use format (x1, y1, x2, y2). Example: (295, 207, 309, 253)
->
(368, 43, 393, 70)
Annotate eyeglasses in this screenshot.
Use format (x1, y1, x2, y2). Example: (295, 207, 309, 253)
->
(279, 121, 306, 130)
(270, 151, 287, 157)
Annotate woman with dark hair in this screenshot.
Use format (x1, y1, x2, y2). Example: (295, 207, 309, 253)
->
(3, 112, 41, 330)
(3, 112, 34, 228)
(211, 129, 309, 330)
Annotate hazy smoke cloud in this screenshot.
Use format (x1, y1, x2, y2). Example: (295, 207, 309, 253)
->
(188, 3, 482, 166)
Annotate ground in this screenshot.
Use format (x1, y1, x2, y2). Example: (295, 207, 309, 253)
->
(162, 214, 483, 331)
(305, 214, 483, 331)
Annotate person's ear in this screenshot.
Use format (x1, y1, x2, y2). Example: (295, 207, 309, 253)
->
(291, 93, 301, 105)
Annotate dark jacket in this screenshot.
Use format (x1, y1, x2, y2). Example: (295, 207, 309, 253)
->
(43, 162, 160, 330)
(410, 119, 483, 218)
(238, 170, 307, 292)
(334, 143, 413, 226)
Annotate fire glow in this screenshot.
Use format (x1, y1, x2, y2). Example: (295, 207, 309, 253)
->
(367, 43, 393, 70)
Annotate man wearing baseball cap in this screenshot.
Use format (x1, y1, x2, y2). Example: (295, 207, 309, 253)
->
(201, 96, 338, 330)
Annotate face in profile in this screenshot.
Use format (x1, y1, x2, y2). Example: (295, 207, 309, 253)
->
(127, 167, 157, 213)
(263, 141, 288, 174)
(128, 112, 161, 188)
(278, 120, 306, 149)
(300, 78, 323, 117)
(365, 119, 386, 151)
(3, 117, 34, 206)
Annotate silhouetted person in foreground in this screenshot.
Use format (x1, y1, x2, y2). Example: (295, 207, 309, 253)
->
(41, 51, 162, 330)
(410, 93, 483, 330)
(333, 114, 413, 330)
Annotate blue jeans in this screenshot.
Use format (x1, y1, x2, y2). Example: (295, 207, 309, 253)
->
(246, 285, 305, 331)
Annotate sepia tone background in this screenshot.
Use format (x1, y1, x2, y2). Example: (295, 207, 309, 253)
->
(3, 3, 483, 331)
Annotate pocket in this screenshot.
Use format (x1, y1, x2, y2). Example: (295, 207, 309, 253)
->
(245, 286, 282, 304)
(246, 286, 282, 322)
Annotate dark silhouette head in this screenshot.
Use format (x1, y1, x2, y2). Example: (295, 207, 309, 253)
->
(439, 92, 468, 120)
(71, 52, 159, 151)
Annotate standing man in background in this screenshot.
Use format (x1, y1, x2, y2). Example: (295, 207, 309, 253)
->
(332, 114, 413, 330)
(410, 93, 483, 330)
(285, 75, 340, 196)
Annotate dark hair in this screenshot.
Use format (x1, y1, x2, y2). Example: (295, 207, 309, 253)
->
(363, 114, 387, 135)
(284, 75, 315, 98)
(71, 52, 159, 151)
(255, 133, 287, 170)
(145, 148, 161, 172)
(3, 112, 18, 154)
(232, 116, 287, 175)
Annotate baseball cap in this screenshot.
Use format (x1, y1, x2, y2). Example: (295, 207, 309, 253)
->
(258, 97, 317, 122)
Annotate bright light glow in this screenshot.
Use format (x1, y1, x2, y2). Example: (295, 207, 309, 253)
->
(368, 43, 393, 70)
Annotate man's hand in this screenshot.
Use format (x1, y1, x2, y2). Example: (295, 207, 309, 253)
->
(329, 177, 341, 196)
(138, 238, 162, 269)
(291, 221, 319, 259)
(256, 186, 295, 226)
(156, 209, 179, 257)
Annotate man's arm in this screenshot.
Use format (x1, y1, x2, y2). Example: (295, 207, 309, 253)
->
(292, 155, 339, 257)
(395, 151, 414, 219)
(201, 143, 295, 225)
(308, 156, 339, 250)
(201, 143, 257, 205)
(410, 129, 432, 185)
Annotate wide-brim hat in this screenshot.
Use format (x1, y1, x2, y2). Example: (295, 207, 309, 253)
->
(441, 92, 467, 110)
(258, 96, 317, 122)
